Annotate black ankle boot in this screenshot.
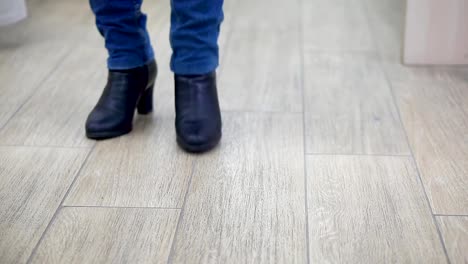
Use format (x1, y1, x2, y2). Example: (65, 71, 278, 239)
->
(175, 72, 222, 153)
(85, 60, 157, 139)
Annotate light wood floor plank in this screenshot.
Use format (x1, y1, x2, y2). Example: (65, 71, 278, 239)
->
(64, 116, 194, 208)
(143, 0, 170, 34)
(0, 0, 92, 128)
(0, 44, 105, 147)
(366, 0, 468, 215)
(170, 112, 307, 263)
(0, 147, 88, 264)
(218, 29, 302, 112)
(307, 155, 446, 263)
(304, 52, 409, 155)
(302, 0, 375, 52)
(31, 207, 179, 264)
(217, 0, 301, 113)
(151, 28, 176, 117)
(0, 0, 92, 46)
(384, 64, 468, 85)
(232, 0, 298, 31)
(0, 41, 68, 128)
(363, 0, 405, 61)
(216, 0, 236, 49)
(436, 216, 468, 264)
(393, 80, 468, 214)
(0, 0, 465, 262)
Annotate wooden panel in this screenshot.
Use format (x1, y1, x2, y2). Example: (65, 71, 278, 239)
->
(302, 0, 375, 52)
(404, 0, 468, 64)
(307, 155, 446, 263)
(218, 30, 302, 112)
(436, 216, 468, 264)
(31, 207, 180, 264)
(304, 52, 409, 155)
(0, 45, 105, 147)
(64, 116, 194, 208)
(0, 147, 88, 263)
(393, 80, 468, 214)
(170, 112, 307, 263)
(0, 0, 92, 128)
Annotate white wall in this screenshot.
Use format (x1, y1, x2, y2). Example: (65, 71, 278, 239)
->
(404, 0, 468, 65)
(0, 0, 27, 26)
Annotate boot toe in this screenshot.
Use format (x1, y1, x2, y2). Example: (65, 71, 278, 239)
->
(176, 120, 221, 153)
(85, 60, 157, 140)
(85, 109, 132, 139)
(174, 71, 222, 153)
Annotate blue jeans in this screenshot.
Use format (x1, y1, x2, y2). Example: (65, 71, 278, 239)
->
(90, 0, 224, 75)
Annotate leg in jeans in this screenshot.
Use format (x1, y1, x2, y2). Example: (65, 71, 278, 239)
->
(90, 0, 154, 69)
(170, 0, 224, 75)
(171, 0, 224, 152)
(86, 0, 223, 152)
(86, 0, 157, 139)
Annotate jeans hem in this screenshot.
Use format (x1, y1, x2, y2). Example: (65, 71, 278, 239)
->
(171, 59, 218, 75)
(107, 56, 155, 70)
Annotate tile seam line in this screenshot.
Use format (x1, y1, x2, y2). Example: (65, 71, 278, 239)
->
(61, 205, 182, 210)
(361, 2, 451, 263)
(166, 0, 242, 262)
(298, 0, 311, 261)
(25, 143, 96, 264)
(166, 159, 198, 264)
(305, 153, 412, 157)
(434, 214, 468, 217)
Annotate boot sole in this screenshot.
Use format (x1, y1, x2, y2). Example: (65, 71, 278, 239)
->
(86, 128, 132, 140)
(86, 110, 153, 140)
(176, 133, 222, 153)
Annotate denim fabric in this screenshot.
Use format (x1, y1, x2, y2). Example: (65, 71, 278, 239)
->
(90, 0, 154, 70)
(90, 0, 223, 75)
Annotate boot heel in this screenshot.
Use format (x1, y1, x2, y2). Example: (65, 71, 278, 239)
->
(137, 84, 154, 114)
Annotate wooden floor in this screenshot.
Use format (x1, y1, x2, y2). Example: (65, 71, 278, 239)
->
(0, 0, 467, 263)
